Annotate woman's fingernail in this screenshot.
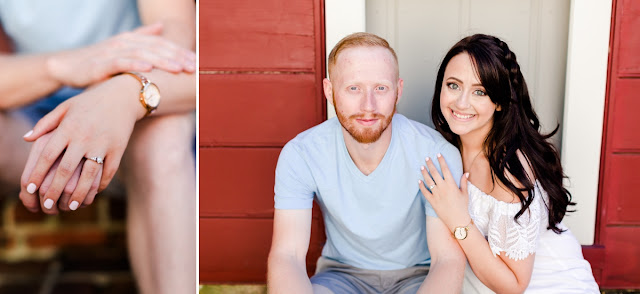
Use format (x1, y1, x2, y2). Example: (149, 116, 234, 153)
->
(44, 199, 54, 209)
(69, 201, 79, 211)
(23, 130, 33, 138)
(420, 166, 425, 171)
(26, 183, 37, 194)
(425, 157, 430, 162)
(465, 172, 470, 178)
(437, 153, 442, 158)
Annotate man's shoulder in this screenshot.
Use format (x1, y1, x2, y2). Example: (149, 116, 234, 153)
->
(394, 114, 450, 147)
(281, 117, 339, 157)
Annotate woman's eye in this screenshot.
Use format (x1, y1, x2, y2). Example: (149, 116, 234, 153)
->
(447, 82, 459, 90)
(473, 89, 486, 96)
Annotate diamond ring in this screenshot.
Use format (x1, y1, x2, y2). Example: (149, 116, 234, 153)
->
(87, 156, 104, 164)
(428, 184, 436, 190)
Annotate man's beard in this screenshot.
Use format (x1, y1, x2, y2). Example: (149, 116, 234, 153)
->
(334, 97, 396, 144)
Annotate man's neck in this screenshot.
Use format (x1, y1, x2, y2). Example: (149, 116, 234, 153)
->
(342, 124, 393, 176)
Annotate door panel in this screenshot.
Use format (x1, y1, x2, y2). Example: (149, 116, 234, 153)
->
(199, 0, 327, 283)
(199, 148, 280, 217)
(598, 0, 640, 288)
(199, 74, 323, 147)
(617, 0, 640, 76)
(199, 0, 317, 71)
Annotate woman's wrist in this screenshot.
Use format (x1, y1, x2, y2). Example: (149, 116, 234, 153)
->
(102, 74, 148, 121)
(450, 215, 473, 232)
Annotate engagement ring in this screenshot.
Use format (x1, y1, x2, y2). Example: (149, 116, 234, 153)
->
(87, 156, 104, 164)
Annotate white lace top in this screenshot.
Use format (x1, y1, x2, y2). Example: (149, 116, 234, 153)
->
(467, 180, 548, 261)
(463, 181, 600, 294)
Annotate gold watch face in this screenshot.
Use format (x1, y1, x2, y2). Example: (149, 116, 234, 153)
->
(454, 227, 467, 240)
(143, 83, 161, 108)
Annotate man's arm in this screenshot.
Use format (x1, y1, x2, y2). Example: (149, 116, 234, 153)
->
(418, 215, 466, 294)
(138, 0, 195, 50)
(0, 0, 195, 110)
(268, 208, 314, 294)
(0, 25, 194, 110)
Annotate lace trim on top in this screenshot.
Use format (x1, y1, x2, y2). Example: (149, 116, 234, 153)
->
(467, 181, 548, 261)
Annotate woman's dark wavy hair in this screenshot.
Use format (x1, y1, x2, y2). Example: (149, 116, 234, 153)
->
(431, 34, 574, 233)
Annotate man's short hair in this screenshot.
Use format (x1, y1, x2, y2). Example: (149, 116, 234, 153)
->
(327, 32, 399, 79)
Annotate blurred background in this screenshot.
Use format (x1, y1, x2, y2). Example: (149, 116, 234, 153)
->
(0, 185, 136, 293)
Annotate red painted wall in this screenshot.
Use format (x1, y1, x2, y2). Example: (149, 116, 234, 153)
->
(594, 0, 640, 288)
(199, 0, 327, 283)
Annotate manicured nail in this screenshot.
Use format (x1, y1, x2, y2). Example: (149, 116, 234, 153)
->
(44, 199, 54, 209)
(23, 130, 33, 138)
(69, 201, 79, 211)
(420, 166, 425, 170)
(26, 183, 37, 194)
(437, 153, 442, 158)
(465, 172, 470, 178)
(425, 157, 430, 162)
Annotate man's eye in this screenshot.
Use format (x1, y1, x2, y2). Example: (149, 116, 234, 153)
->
(349, 86, 358, 91)
(377, 86, 386, 91)
(447, 83, 459, 90)
(473, 89, 486, 96)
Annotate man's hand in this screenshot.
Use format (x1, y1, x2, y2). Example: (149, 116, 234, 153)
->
(47, 22, 195, 88)
(20, 75, 141, 213)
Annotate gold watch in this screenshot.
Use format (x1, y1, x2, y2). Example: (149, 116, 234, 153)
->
(453, 219, 474, 240)
(122, 72, 161, 117)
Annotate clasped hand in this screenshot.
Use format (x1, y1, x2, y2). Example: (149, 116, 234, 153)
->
(17, 23, 194, 214)
(19, 77, 139, 214)
(418, 154, 471, 232)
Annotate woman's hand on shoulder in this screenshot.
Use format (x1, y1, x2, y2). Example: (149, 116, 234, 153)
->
(419, 153, 471, 231)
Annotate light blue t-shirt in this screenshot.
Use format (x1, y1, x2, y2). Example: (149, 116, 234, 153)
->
(274, 114, 463, 270)
(0, 0, 141, 54)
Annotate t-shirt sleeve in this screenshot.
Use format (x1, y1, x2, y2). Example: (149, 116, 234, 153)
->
(273, 142, 316, 209)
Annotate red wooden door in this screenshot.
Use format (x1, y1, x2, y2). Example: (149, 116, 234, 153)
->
(595, 0, 640, 288)
(199, 0, 327, 283)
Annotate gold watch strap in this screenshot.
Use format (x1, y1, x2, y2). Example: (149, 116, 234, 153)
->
(121, 72, 154, 117)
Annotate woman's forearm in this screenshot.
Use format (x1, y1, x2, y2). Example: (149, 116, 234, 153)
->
(107, 69, 195, 121)
(459, 226, 532, 294)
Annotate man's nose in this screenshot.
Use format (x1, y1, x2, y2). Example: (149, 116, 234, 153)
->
(361, 89, 376, 112)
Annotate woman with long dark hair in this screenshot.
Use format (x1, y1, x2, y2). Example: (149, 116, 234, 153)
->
(418, 34, 598, 293)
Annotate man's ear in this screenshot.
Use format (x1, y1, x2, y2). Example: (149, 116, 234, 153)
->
(323, 78, 334, 106)
(396, 78, 404, 104)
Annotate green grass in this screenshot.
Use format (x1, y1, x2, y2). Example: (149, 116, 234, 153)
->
(199, 285, 267, 294)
